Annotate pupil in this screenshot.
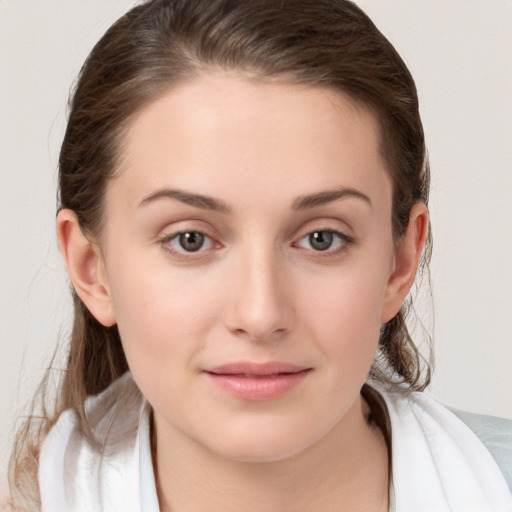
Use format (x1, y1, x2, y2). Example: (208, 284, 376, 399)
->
(309, 231, 333, 251)
(179, 232, 204, 252)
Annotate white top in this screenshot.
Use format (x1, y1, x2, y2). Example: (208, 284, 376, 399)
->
(39, 373, 512, 512)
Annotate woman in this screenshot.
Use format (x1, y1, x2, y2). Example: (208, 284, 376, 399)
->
(6, 0, 512, 511)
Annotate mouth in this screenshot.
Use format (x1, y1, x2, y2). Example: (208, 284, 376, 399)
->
(203, 362, 312, 401)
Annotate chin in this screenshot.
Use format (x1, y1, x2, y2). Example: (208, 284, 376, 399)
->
(197, 417, 329, 464)
(213, 436, 307, 464)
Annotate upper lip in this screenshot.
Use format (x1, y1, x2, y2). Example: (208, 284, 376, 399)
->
(205, 362, 310, 376)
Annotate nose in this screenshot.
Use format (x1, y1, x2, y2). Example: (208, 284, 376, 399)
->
(222, 248, 293, 342)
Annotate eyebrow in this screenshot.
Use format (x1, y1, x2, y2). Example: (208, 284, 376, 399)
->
(292, 187, 373, 210)
(139, 188, 232, 213)
(139, 186, 372, 213)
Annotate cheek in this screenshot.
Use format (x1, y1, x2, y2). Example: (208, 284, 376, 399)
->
(298, 261, 390, 365)
(106, 258, 222, 373)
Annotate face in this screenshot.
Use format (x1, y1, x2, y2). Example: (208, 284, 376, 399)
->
(97, 72, 401, 462)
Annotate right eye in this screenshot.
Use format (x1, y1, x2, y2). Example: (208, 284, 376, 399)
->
(160, 230, 216, 255)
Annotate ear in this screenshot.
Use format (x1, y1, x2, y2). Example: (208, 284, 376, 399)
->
(56, 209, 116, 327)
(380, 202, 429, 323)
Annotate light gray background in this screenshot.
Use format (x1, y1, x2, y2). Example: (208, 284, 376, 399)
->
(1, 0, 511, 475)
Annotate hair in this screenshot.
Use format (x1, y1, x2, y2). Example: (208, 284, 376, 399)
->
(8, 0, 432, 509)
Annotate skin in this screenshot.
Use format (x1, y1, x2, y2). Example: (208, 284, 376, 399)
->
(57, 72, 428, 511)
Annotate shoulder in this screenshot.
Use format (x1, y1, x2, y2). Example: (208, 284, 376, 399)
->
(372, 384, 512, 507)
(42, 372, 144, 458)
(39, 373, 146, 511)
(448, 407, 512, 492)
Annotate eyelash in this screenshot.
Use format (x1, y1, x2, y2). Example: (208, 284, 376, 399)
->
(158, 228, 355, 261)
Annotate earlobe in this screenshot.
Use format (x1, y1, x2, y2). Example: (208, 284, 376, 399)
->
(56, 209, 116, 327)
(380, 202, 429, 323)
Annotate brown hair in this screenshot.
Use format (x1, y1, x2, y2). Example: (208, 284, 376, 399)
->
(8, 0, 432, 508)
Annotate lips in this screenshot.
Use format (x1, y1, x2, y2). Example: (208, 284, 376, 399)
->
(203, 362, 312, 401)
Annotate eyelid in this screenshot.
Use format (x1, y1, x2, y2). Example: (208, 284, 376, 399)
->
(293, 216, 355, 240)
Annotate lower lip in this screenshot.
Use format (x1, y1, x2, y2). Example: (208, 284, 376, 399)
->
(204, 370, 311, 401)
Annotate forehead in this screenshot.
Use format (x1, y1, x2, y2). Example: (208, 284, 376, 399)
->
(112, 72, 391, 212)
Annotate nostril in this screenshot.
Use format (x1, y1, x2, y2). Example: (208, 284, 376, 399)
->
(222, 269, 293, 340)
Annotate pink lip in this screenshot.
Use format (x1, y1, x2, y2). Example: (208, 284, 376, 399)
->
(203, 362, 312, 401)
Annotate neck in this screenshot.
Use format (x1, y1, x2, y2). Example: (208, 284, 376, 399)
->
(152, 395, 389, 512)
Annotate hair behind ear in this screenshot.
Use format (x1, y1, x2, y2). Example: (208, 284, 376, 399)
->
(373, 203, 433, 391)
(377, 309, 432, 390)
(65, 293, 128, 399)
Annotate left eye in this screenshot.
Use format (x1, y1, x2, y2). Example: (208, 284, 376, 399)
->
(296, 230, 347, 252)
(165, 231, 215, 253)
